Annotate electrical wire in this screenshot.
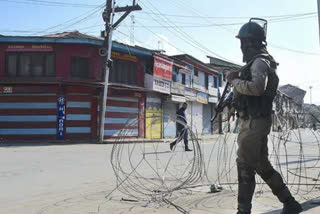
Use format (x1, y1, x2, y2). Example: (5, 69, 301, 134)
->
(0, 0, 101, 8)
(32, 2, 105, 35)
(141, 0, 235, 63)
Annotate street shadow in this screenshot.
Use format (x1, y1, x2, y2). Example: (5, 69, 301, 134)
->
(280, 158, 320, 166)
(261, 199, 320, 214)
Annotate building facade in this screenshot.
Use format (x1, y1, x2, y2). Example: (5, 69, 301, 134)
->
(172, 54, 220, 136)
(0, 32, 153, 141)
(0, 31, 231, 142)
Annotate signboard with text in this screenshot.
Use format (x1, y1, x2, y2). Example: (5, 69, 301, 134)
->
(144, 74, 171, 94)
(57, 95, 66, 140)
(7, 44, 53, 52)
(171, 95, 186, 103)
(185, 87, 197, 97)
(153, 54, 173, 81)
(197, 92, 208, 104)
(0, 86, 13, 94)
(153, 77, 171, 94)
(171, 82, 185, 95)
(111, 51, 137, 62)
(209, 96, 218, 103)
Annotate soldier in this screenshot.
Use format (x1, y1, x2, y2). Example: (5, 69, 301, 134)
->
(226, 18, 302, 214)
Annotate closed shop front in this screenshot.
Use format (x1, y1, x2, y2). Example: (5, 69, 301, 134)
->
(163, 101, 177, 138)
(0, 85, 58, 141)
(65, 93, 96, 140)
(203, 103, 212, 135)
(192, 102, 203, 136)
(145, 93, 162, 139)
(104, 89, 143, 139)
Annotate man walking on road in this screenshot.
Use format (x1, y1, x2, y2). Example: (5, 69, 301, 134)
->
(226, 18, 302, 214)
(170, 102, 192, 152)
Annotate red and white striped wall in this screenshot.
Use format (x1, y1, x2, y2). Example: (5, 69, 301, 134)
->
(104, 91, 144, 139)
(65, 94, 97, 140)
(0, 93, 58, 141)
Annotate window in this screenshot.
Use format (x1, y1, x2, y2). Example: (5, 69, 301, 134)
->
(205, 73, 208, 89)
(194, 68, 198, 76)
(71, 57, 89, 78)
(145, 60, 153, 75)
(218, 75, 222, 87)
(185, 74, 191, 87)
(172, 67, 179, 82)
(110, 59, 137, 85)
(6, 52, 55, 77)
(213, 76, 218, 88)
(181, 73, 186, 85)
(7, 55, 17, 77)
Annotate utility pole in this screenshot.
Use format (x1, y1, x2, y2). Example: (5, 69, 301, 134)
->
(310, 86, 313, 104)
(99, 0, 142, 143)
(318, 0, 320, 44)
(130, 15, 135, 45)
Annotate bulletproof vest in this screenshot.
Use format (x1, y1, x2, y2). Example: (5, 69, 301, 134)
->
(233, 54, 279, 118)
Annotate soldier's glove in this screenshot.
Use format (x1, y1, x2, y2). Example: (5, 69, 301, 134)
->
(226, 72, 238, 84)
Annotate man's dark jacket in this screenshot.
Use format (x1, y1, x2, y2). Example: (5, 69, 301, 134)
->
(176, 107, 187, 131)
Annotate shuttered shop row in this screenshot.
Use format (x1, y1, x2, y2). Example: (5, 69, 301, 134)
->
(0, 86, 146, 141)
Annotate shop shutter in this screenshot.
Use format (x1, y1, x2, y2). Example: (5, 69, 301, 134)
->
(0, 93, 57, 140)
(202, 104, 212, 135)
(65, 94, 93, 140)
(163, 101, 177, 138)
(104, 96, 139, 138)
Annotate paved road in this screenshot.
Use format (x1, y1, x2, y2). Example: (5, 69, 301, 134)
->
(1, 131, 320, 213)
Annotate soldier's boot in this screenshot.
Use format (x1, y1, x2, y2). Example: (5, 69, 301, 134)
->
(277, 186, 302, 214)
(237, 164, 255, 214)
(260, 170, 302, 214)
(281, 199, 303, 214)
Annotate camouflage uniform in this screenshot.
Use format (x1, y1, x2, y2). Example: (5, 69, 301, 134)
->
(232, 56, 296, 213)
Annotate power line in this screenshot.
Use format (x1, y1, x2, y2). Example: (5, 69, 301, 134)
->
(4, 15, 317, 35)
(168, 0, 320, 57)
(2, 0, 318, 57)
(118, 14, 317, 28)
(137, 11, 317, 19)
(0, 0, 101, 7)
(269, 44, 320, 55)
(140, 0, 236, 63)
(31, 3, 105, 35)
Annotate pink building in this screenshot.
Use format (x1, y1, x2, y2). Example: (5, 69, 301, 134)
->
(0, 31, 152, 142)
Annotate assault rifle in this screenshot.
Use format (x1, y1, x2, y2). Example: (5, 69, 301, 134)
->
(210, 82, 234, 123)
(210, 61, 254, 123)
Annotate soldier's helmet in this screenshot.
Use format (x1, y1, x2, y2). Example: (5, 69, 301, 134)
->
(236, 18, 267, 42)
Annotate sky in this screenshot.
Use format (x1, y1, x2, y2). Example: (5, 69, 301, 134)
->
(1, 0, 320, 104)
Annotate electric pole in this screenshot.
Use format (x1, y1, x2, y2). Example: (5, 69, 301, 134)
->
(99, 0, 142, 143)
(130, 15, 135, 45)
(318, 0, 320, 44)
(310, 86, 313, 104)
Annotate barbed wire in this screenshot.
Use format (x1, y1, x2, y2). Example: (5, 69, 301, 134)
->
(106, 110, 320, 213)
